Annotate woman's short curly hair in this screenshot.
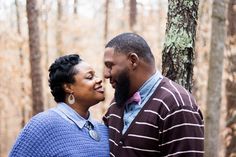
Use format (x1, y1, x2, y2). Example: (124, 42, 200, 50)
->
(48, 54, 82, 103)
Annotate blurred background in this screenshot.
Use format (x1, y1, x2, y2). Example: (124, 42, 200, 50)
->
(0, 0, 235, 156)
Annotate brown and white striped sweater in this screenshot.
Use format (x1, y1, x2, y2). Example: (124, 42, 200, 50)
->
(103, 77, 204, 157)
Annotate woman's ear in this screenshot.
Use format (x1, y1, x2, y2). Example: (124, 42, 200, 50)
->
(128, 53, 139, 70)
(63, 84, 73, 94)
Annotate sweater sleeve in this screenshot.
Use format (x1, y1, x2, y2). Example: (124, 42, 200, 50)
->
(9, 114, 53, 157)
(159, 105, 204, 157)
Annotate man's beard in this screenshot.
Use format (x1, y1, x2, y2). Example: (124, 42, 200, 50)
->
(114, 70, 130, 107)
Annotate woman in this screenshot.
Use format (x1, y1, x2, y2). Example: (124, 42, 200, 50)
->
(9, 54, 109, 157)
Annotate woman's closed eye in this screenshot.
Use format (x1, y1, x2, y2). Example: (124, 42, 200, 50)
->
(85, 71, 96, 80)
(86, 74, 93, 80)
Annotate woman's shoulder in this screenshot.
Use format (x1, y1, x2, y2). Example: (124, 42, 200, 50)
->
(24, 109, 62, 131)
(9, 110, 62, 156)
(31, 109, 60, 122)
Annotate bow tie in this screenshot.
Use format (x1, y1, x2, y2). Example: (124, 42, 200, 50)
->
(126, 92, 141, 105)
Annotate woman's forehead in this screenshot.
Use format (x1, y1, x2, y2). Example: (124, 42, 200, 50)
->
(74, 61, 94, 73)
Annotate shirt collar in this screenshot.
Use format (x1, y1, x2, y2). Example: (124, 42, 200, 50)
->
(138, 70, 163, 101)
(56, 102, 95, 129)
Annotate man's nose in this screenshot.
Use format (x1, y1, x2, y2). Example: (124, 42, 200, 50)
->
(103, 67, 111, 79)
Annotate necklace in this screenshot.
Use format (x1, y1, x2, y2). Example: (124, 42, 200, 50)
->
(84, 121, 100, 142)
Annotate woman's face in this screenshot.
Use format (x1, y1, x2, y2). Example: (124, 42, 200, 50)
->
(69, 61, 105, 107)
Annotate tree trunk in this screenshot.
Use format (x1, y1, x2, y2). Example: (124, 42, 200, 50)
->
(26, 0, 44, 116)
(104, 0, 110, 40)
(204, 1, 226, 157)
(42, 0, 49, 69)
(225, 0, 236, 156)
(123, 0, 126, 10)
(156, 0, 163, 50)
(15, 0, 21, 35)
(57, 0, 63, 55)
(0, 106, 1, 156)
(227, 0, 236, 38)
(162, 0, 199, 92)
(15, 0, 27, 126)
(74, 0, 78, 15)
(129, 0, 137, 30)
(193, 0, 211, 110)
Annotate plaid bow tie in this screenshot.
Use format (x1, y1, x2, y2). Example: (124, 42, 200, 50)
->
(126, 92, 141, 105)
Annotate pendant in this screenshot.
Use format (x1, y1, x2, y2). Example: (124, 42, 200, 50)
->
(89, 129, 100, 141)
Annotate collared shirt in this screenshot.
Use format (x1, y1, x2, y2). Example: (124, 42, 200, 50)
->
(122, 71, 163, 134)
(52, 102, 97, 131)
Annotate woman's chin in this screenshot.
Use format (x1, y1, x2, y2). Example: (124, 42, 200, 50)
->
(92, 96, 105, 105)
(99, 96, 105, 102)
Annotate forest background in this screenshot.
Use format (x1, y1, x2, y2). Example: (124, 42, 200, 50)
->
(0, 0, 235, 157)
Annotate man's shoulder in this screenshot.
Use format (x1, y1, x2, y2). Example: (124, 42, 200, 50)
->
(155, 77, 194, 98)
(150, 77, 199, 113)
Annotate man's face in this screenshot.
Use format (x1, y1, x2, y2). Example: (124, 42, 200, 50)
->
(104, 47, 131, 105)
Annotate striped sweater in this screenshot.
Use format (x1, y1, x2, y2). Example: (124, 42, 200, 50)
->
(103, 77, 204, 157)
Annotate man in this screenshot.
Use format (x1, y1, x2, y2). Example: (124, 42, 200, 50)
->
(103, 33, 204, 157)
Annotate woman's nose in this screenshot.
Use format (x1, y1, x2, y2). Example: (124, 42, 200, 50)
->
(95, 77, 102, 84)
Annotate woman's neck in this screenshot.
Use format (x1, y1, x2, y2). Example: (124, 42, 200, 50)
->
(69, 103, 90, 119)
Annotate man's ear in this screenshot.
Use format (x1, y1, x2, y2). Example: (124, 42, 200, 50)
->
(128, 53, 139, 70)
(63, 83, 73, 94)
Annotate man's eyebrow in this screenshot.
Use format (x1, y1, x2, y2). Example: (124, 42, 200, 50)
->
(104, 61, 114, 66)
(104, 60, 112, 64)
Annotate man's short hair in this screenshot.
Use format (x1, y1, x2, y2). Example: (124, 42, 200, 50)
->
(105, 33, 155, 63)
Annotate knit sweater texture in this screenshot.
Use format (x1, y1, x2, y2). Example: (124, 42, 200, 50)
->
(9, 109, 109, 157)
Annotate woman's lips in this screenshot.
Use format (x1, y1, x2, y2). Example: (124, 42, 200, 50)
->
(95, 86, 104, 93)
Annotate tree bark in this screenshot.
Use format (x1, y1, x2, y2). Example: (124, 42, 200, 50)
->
(42, 0, 49, 69)
(204, 1, 226, 157)
(123, 0, 126, 10)
(227, 0, 236, 38)
(0, 106, 1, 156)
(26, 0, 44, 115)
(193, 0, 212, 109)
(74, 0, 78, 15)
(156, 0, 163, 50)
(225, 0, 236, 156)
(104, 0, 110, 40)
(57, 0, 63, 55)
(129, 0, 137, 30)
(15, 0, 21, 35)
(162, 0, 199, 92)
(15, 0, 27, 126)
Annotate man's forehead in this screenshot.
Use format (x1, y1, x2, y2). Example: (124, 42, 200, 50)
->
(104, 47, 115, 57)
(104, 47, 126, 58)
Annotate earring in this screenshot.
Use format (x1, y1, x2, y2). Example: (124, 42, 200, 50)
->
(68, 94, 75, 105)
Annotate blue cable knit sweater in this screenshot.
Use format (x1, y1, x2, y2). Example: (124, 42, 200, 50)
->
(9, 109, 109, 157)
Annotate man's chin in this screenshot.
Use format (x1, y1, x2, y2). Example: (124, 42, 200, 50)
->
(114, 88, 129, 106)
